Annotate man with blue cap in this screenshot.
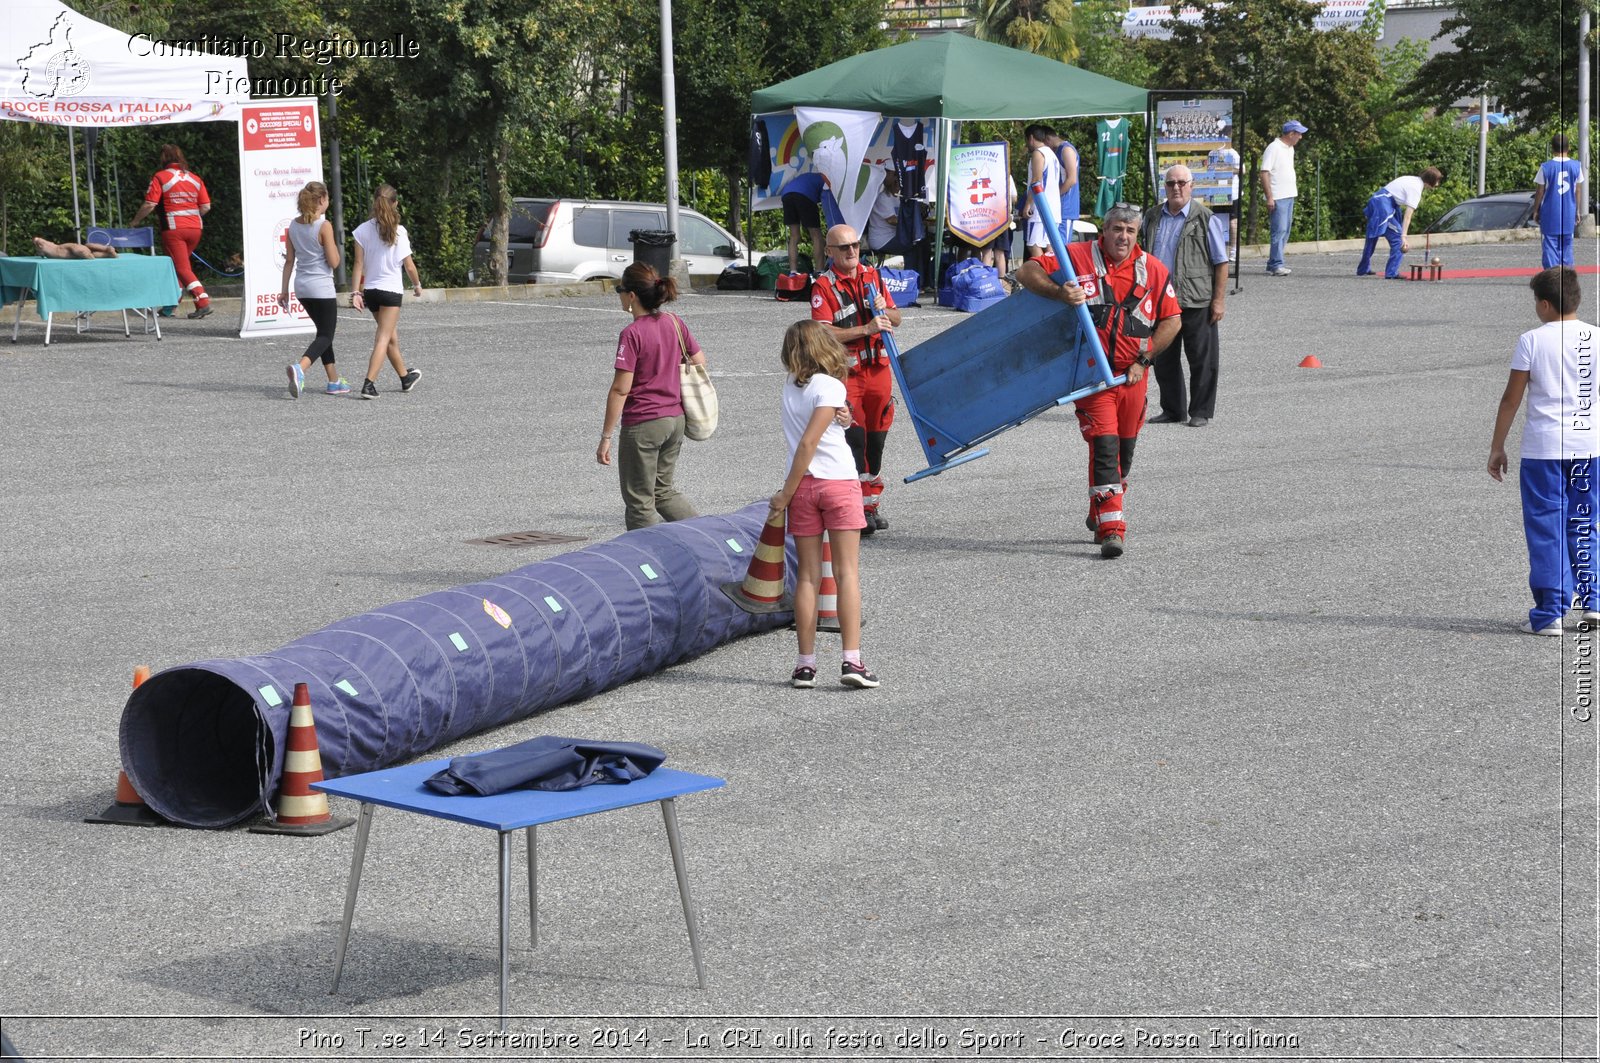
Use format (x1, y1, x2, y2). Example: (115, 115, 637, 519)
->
(1259, 121, 1306, 276)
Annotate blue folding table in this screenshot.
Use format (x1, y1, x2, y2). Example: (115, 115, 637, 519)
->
(313, 759, 726, 1029)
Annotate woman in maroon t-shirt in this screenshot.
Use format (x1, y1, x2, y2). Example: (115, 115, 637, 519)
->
(596, 263, 707, 529)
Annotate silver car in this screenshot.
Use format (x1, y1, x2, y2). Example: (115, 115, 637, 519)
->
(469, 198, 758, 284)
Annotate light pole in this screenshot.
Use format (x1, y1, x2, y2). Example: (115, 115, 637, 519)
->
(1581, 5, 1592, 222)
(661, 0, 684, 279)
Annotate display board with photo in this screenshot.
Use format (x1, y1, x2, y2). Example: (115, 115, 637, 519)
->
(1153, 97, 1239, 214)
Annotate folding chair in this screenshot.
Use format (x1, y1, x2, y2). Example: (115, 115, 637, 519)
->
(85, 227, 156, 253)
(83, 227, 162, 336)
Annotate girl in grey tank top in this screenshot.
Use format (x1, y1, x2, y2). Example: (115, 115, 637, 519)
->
(280, 182, 347, 397)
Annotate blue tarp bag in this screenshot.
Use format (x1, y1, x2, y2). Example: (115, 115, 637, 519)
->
(879, 267, 920, 307)
(425, 736, 667, 796)
(940, 258, 1006, 313)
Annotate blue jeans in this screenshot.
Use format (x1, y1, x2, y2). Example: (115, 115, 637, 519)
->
(1267, 197, 1294, 271)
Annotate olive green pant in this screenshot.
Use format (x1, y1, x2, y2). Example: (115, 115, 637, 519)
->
(618, 415, 698, 530)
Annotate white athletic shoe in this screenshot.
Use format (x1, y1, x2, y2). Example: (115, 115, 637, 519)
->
(1521, 619, 1564, 637)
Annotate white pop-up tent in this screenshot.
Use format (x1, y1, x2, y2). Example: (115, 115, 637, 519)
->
(1, 0, 250, 232)
(1, 1, 249, 126)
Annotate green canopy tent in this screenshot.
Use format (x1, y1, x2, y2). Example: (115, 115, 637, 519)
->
(751, 32, 1147, 119)
(751, 33, 1148, 286)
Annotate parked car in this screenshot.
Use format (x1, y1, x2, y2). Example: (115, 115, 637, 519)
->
(1423, 190, 1537, 235)
(468, 198, 759, 284)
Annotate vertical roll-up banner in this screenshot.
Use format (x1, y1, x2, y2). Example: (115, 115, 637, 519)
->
(237, 98, 323, 339)
(945, 141, 1011, 247)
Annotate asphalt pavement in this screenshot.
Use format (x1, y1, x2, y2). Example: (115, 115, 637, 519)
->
(1, 237, 1595, 1062)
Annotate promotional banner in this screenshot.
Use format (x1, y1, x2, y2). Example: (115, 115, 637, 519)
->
(791, 107, 886, 238)
(754, 113, 938, 218)
(944, 142, 1011, 247)
(1153, 97, 1239, 211)
(237, 99, 322, 339)
(1122, 0, 1381, 39)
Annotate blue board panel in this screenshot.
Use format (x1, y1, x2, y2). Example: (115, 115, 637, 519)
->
(888, 185, 1121, 481)
(897, 291, 1109, 461)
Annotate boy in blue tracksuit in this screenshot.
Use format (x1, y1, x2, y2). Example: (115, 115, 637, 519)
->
(1488, 267, 1600, 635)
(1356, 167, 1442, 278)
(1533, 134, 1585, 269)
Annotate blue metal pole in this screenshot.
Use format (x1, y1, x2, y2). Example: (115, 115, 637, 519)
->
(1029, 180, 1119, 390)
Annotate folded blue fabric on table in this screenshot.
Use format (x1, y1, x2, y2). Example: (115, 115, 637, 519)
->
(425, 736, 667, 796)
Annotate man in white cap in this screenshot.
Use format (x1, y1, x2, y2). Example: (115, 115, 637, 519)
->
(1259, 120, 1306, 276)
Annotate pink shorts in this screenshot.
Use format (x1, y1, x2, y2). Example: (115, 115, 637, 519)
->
(788, 475, 867, 537)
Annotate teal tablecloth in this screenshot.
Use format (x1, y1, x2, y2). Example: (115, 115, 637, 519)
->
(0, 256, 182, 318)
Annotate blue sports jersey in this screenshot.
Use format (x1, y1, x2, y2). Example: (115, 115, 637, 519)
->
(1538, 158, 1582, 236)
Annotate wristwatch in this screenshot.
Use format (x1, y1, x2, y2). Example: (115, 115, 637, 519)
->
(1135, 354, 1153, 368)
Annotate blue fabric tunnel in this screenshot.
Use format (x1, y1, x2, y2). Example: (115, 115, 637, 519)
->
(119, 504, 796, 828)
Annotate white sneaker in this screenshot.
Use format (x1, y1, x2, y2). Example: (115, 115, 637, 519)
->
(1268, 266, 1292, 276)
(287, 363, 304, 398)
(1521, 619, 1564, 636)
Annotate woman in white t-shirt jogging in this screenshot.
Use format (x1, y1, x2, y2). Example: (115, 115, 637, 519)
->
(769, 320, 879, 690)
(350, 184, 423, 399)
(280, 181, 348, 397)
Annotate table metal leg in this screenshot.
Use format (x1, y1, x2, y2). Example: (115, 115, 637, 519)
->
(660, 798, 707, 989)
(525, 824, 538, 948)
(44, 311, 52, 345)
(10, 295, 20, 342)
(122, 309, 130, 337)
(330, 802, 375, 993)
(498, 830, 511, 1031)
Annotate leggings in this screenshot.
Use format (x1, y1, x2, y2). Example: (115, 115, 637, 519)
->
(298, 296, 338, 365)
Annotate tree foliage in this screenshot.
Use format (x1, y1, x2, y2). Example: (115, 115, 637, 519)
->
(1403, 0, 1600, 127)
(970, 0, 1080, 63)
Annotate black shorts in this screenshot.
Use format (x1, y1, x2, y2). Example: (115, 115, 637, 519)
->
(781, 193, 821, 229)
(362, 288, 403, 310)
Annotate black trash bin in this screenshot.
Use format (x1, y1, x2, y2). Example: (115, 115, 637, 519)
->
(629, 229, 676, 278)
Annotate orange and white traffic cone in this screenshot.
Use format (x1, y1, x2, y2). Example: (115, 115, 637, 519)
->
(813, 531, 867, 634)
(86, 666, 167, 827)
(722, 508, 793, 614)
(816, 532, 841, 632)
(250, 683, 352, 836)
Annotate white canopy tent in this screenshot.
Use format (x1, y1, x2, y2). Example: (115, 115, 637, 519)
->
(2, 0, 250, 233)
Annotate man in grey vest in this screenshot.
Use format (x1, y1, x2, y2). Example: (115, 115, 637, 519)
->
(1140, 164, 1229, 428)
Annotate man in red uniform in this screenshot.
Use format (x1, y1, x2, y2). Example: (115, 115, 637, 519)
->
(1016, 204, 1181, 558)
(130, 144, 213, 319)
(811, 223, 902, 533)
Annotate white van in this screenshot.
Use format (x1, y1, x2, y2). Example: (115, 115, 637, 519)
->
(468, 198, 758, 284)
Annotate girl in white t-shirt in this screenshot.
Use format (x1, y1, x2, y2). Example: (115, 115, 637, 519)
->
(350, 184, 423, 399)
(770, 320, 878, 689)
